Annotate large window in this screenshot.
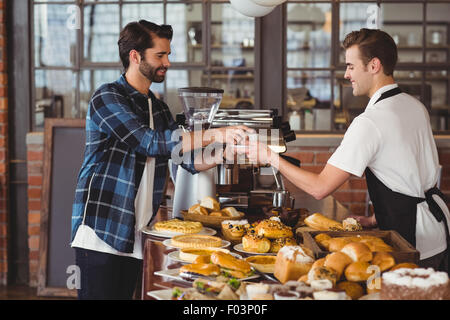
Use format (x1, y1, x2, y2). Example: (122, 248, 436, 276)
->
(32, 0, 256, 130)
(286, 0, 450, 132)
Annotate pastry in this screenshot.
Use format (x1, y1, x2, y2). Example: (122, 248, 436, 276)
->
(179, 248, 230, 263)
(324, 251, 353, 279)
(311, 257, 326, 270)
(340, 242, 373, 262)
(307, 266, 338, 286)
(210, 251, 253, 279)
(371, 252, 395, 272)
(336, 281, 365, 300)
(381, 268, 449, 300)
(153, 219, 203, 234)
(314, 233, 332, 250)
(304, 213, 343, 231)
(342, 217, 363, 231)
(221, 207, 241, 217)
(327, 237, 355, 252)
(344, 261, 372, 282)
(255, 219, 293, 239)
(245, 256, 277, 273)
(221, 220, 248, 239)
(273, 245, 315, 284)
(269, 237, 297, 253)
(242, 234, 271, 253)
(200, 196, 221, 212)
(188, 203, 209, 216)
(179, 263, 221, 277)
(170, 234, 222, 249)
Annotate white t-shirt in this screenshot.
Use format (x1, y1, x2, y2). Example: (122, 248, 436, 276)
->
(71, 98, 156, 260)
(328, 84, 450, 260)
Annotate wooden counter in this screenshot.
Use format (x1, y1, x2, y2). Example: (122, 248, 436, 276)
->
(140, 181, 350, 300)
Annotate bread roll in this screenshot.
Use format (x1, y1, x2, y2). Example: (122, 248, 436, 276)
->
(304, 213, 344, 231)
(242, 234, 271, 253)
(311, 257, 326, 270)
(328, 237, 355, 252)
(314, 233, 332, 250)
(340, 242, 373, 262)
(298, 274, 308, 283)
(344, 261, 372, 282)
(269, 237, 297, 253)
(371, 252, 395, 272)
(200, 196, 221, 212)
(209, 211, 224, 217)
(307, 266, 338, 286)
(336, 281, 364, 300)
(324, 252, 353, 279)
(221, 207, 241, 217)
(273, 245, 315, 284)
(255, 219, 293, 239)
(389, 262, 418, 271)
(188, 203, 209, 216)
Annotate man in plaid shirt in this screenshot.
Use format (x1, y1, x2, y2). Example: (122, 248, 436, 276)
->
(71, 20, 252, 299)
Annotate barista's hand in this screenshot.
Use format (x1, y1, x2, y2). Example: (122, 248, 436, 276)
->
(205, 125, 255, 145)
(235, 140, 279, 166)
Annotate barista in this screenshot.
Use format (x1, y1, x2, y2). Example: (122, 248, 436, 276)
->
(239, 28, 450, 272)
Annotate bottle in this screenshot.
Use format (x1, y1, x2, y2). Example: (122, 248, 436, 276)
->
(289, 110, 301, 130)
(304, 109, 313, 130)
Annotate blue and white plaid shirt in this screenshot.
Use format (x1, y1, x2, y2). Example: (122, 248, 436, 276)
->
(71, 74, 197, 253)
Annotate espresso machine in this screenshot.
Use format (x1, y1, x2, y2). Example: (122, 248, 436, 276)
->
(171, 87, 300, 218)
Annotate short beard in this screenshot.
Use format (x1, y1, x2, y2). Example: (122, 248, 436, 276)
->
(139, 59, 166, 83)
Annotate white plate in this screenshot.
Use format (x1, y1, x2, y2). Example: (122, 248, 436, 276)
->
(167, 250, 242, 264)
(154, 268, 260, 282)
(147, 289, 173, 300)
(142, 226, 216, 238)
(233, 243, 277, 256)
(162, 238, 230, 249)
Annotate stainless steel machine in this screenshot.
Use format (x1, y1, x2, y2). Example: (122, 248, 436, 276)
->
(171, 87, 300, 218)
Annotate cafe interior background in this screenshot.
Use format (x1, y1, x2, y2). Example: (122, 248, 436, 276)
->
(0, 0, 449, 292)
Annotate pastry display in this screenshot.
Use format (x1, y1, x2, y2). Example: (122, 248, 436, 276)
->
(381, 268, 449, 300)
(273, 245, 315, 283)
(245, 255, 277, 273)
(304, 213, 344, 231)
(153, 219, 203, 234)
(170, 234, 222, 249)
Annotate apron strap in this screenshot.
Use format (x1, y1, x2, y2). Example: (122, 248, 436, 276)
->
(417, 187, 447, 223)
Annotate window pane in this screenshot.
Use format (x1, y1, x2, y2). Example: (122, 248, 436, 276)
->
(167, 3, 203, 63)
(80, 69, 122, 118)
(83, 4, 120, 63)
(287, 3, 332, 68)
(35, 70, 76, 128)
(287, 70, 331, 131)
(165, 69, 203, 116)
(211, 3, 255, 68)
(34, 4, 77, 67)
(122, 3, 163, 27)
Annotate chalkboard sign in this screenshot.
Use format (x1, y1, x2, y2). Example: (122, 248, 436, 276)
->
(38, 118, 86, 297)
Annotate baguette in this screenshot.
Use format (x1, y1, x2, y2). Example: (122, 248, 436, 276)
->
(304, 213, 343, 231)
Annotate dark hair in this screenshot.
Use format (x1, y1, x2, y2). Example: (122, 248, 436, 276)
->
(342, 28, 397, 76)
(118, 20, 173, 70)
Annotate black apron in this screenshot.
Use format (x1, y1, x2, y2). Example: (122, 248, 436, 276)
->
(364, 86, 450, 264)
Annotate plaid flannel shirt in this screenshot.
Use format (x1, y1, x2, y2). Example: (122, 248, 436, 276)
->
(71, 74, 197, 253)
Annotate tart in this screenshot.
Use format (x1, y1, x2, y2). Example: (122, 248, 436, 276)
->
(245, 255, 277, 273)
(153, 219, 203, 234)
(170, 234, 223, 249)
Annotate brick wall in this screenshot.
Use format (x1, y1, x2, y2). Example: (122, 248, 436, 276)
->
(0, 0, 8, 286)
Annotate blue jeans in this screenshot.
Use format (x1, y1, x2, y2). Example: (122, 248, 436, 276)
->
(75, 248, 142, 300)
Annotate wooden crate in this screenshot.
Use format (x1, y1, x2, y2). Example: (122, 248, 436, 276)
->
(298, 230, 420, 264)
